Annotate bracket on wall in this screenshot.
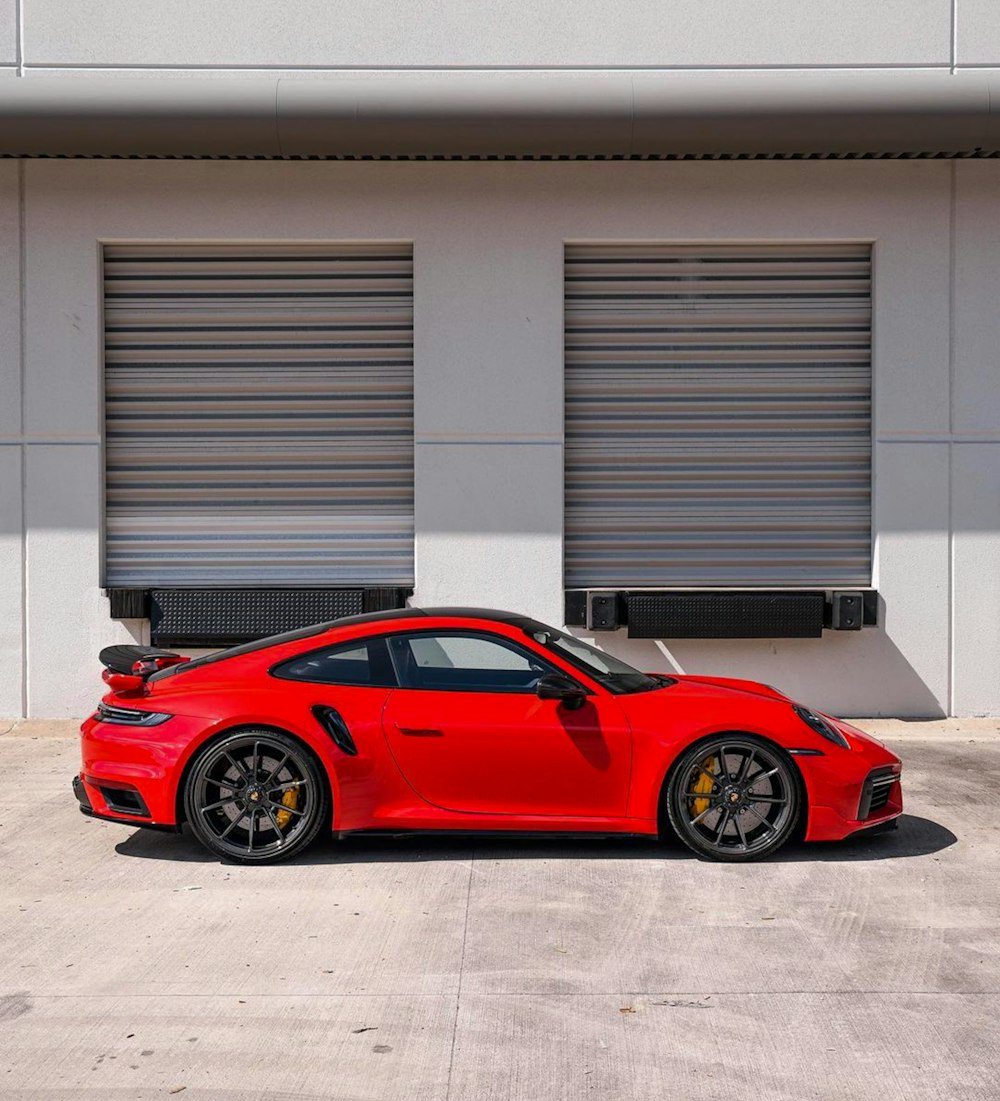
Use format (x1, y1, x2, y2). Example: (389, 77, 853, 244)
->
(107, 588, 150, 619)
(105, 586, 412, 647)
(565, 589, 878, 638)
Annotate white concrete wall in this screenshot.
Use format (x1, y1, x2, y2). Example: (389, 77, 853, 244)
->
(8, 0, 1000, 74)
(2, 158, 997, 719)
(0, 2, 14, 69)
(17, 0, 952, 70)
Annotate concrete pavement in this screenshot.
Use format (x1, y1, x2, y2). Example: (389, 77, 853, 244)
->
(0, 723, 998, 1099)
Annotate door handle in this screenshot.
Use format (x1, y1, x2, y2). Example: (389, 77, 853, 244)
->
(395, 725, 445, 737)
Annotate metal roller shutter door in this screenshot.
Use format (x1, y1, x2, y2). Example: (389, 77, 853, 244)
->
(565, 242, 872, 589)
(103, 243, 413, 586)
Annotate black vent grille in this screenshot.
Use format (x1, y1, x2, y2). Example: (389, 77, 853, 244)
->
(94, 783, 151, 818)
(148, 587, 409, 647)
(859, 769, 898, 820)
(626, 591, 826, 639)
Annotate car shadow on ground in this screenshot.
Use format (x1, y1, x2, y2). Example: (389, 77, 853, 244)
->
(113, 813, 956, 866)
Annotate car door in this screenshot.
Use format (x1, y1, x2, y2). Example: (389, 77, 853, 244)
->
(380, 629, 632, 817)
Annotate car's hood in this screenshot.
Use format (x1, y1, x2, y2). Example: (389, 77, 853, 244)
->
(663, 674, 791, 703)
(643, 673, 891, 754)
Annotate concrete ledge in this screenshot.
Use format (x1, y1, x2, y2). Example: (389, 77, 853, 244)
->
(2, 717, 999, 739)
(3, 71, 1000, 157)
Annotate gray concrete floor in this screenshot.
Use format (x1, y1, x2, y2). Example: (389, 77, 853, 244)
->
(1, 724, 998, 1100)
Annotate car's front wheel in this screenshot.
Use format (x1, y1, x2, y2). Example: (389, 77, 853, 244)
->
(666, 735, 801, 862)
(183, 729, 329, 864)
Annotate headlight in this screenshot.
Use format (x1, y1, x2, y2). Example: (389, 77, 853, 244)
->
(792, 704, 850, 749)
(96, 702, 172, 727)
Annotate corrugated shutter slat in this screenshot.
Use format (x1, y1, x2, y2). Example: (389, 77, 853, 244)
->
(104, 243, 414, 586)
(565, 243, 872, 588)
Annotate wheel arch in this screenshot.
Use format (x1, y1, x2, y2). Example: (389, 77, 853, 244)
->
(655, 729, 809, 841)
(173, 722, 334, 828)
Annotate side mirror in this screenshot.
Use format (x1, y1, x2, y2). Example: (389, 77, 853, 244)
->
(536, 673, 588, 710)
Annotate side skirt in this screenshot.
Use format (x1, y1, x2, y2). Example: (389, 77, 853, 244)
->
(336, 827, 658, 841)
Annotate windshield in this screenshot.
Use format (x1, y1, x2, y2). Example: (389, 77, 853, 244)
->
(526, 627, 673, 695)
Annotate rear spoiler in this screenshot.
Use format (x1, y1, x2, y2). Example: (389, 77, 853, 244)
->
(99, 645, 189, 682)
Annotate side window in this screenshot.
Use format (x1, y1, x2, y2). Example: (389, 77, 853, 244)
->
(387, 632, 559, 693)
(273, 640, 395, 687)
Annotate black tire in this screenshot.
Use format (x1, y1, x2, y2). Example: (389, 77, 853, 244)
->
(183, 729, 329, 864)
(665, 734, 801, 862)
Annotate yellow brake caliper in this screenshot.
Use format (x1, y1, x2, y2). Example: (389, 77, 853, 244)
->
(689, 755, 719, 818)
(275, 787, 299, 830)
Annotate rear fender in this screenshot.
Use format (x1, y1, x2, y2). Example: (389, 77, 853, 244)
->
(170, 712, 344, 830)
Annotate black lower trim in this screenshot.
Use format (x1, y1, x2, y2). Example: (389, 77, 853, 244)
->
(77, 803, 181, 833)
(565, 589, 879, 637)
(859, 816, 900, 834)
(72, 774, 92, 811)
(338, 829, 654, 841)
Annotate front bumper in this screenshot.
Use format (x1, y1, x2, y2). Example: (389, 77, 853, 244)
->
(798, 725, 903, 842)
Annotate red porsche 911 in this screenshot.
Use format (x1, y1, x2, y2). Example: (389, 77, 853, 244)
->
(75, 607, 902, 864)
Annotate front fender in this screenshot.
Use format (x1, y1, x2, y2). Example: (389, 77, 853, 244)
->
(620, 687, 827, 822)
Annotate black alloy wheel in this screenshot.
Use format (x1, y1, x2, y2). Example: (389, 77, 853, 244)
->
(184, 730, 328, 864)
(666, 735, 801, 862)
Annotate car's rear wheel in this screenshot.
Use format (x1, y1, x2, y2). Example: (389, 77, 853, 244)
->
(183, 730, 328, 864)
(666, 735, 800, 862)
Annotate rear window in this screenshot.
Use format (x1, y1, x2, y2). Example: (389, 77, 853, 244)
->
(271, 639, 396, 687)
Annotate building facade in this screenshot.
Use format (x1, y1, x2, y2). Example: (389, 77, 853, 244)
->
(1, 1, 998, 719)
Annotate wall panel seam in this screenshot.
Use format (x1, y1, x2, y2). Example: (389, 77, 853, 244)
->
(17, 159, 26, 716)
(951, 0, 958, 74)
(14, 0, 22, 76)
(947, 159, 956, 714)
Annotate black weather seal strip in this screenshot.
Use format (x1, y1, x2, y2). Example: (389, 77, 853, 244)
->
(311, 705, 358, 756)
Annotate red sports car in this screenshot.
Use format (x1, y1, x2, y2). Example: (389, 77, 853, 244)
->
(75, 607, 902, 864)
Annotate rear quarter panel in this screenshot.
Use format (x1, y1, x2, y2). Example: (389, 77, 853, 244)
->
(153, 673, 418, 831)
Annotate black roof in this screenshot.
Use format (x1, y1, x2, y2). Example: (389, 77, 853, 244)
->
(329, 606, 537, 629)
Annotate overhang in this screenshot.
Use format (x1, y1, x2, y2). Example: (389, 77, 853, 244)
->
(1, 71, 999, 158)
